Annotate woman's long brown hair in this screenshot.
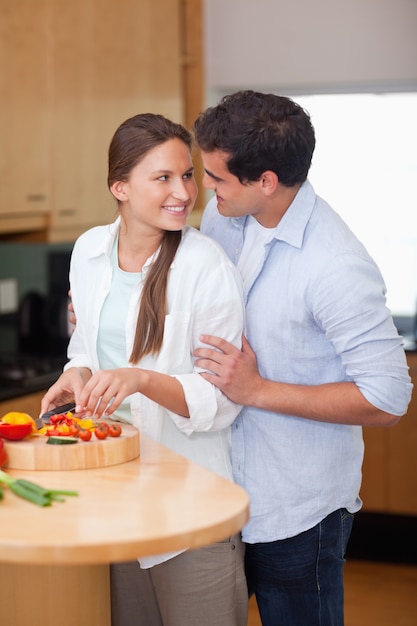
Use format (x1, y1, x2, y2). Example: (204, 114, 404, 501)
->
(107, 113, 193, 364)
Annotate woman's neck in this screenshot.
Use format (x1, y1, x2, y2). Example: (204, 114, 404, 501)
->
(117, 228, 163, 273)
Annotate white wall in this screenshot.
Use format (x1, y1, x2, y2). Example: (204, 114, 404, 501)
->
(204, 0, 417, 102)
(203, 1, 417, 322)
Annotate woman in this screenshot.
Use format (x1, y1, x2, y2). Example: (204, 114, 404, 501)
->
(40, 113, 247, 626)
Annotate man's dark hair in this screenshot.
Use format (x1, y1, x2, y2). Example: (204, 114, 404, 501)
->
(193, 90, 316, 187)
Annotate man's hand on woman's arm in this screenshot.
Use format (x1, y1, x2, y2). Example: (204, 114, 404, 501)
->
(194, 334, 399, 427)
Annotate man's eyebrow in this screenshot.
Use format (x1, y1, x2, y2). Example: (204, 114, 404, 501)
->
(204, 168, 224, 182)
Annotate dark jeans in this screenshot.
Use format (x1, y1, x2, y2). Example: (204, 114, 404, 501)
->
(245, 508, 354, 626)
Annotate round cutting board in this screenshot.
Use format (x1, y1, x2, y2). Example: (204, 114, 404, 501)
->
(3, 422, 140, 470)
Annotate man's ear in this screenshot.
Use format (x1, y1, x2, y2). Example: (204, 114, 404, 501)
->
(110, 181, 128, 202)
(260, 171, 278, 196)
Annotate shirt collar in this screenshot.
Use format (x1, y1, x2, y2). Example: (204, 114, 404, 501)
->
(88, 217, 120, 260)
(274, 180, 315, 248)
(231, 180, 315, 249)
(87, 216, 185, 270)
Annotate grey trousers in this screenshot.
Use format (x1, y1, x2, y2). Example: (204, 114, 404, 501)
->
(110, 534, 248, 626)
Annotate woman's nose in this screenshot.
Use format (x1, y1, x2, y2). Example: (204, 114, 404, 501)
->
(172, 179, 191, 199)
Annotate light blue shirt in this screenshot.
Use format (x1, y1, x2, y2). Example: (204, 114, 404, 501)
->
(201, 180, 413, 543)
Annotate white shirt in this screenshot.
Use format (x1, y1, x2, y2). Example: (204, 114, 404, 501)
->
(66, 219, 246, 566)
(237, 215, 275, 297)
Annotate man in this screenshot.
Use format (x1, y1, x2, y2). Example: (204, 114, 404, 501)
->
(192, 90, 412, 625)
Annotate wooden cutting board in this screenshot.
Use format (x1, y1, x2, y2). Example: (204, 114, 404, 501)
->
(3, 422, 140, 470)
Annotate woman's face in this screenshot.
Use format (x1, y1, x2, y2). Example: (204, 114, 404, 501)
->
(116, 138, 197, 233)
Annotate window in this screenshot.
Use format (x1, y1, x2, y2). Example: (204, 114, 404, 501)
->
(293, 93, 417, 325)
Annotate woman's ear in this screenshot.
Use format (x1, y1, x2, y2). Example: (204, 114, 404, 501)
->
(110, 181, 128, 202)
(260, 170, 279, 196)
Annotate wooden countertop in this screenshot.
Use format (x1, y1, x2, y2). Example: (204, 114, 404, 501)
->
(0, 435, 250, 566)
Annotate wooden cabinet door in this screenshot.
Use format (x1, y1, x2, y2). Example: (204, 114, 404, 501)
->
(0, 0, 50, 233)
(48, 0, 183, 241)
(386, 353, 417, 514)
(361, 352, 417, 515)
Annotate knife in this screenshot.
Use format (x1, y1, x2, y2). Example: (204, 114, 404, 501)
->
(37, 402, 77, 427)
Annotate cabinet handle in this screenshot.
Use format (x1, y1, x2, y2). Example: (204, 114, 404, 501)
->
(58, 208, 77, 216)
(26, 194, 46, 202)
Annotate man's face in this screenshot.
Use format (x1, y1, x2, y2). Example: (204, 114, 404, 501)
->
(200, 150, 261, 219)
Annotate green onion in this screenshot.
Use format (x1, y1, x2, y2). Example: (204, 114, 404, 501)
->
(0, 470, 78, 507)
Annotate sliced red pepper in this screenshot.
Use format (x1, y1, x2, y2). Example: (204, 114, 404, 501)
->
(49, 414, 63, 424)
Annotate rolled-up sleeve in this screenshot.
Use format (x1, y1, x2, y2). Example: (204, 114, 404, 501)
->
(314, 252, 413, 416)
(169, 373, 242, 435)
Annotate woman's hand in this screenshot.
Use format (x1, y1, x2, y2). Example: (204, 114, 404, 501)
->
(78, 367, 190, 418)
(40, 367, 92, 417)
(77, 368, 142, 418)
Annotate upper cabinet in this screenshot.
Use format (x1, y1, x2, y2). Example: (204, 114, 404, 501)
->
(0, 1, 50, 233)
(0, 0, 202, 241)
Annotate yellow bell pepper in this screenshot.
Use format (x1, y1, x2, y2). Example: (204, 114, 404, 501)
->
(1, 412, 36, 432)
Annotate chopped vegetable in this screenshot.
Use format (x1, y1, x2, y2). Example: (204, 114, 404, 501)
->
(38, 413, 96, 439)
(0, 470, 78, 507)
(78, 428, 92, 442)
(46, 436, 79, 445)
(95, 423, 109, 440)
(108, 423, 122, 438)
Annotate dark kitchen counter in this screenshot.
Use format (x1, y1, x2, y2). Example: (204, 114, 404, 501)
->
(0, 370, 61, 403)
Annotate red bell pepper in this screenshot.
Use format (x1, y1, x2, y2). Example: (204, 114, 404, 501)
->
(0, 438, 8, 467)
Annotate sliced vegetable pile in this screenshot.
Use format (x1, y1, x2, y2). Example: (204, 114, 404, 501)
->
(0, 410, 123, 446)
(41, 411, 96, 438)
(40, 411, 123, 444)
(0, 469, 78, 507)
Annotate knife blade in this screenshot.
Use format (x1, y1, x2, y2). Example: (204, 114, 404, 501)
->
(38, 402, 77, 427)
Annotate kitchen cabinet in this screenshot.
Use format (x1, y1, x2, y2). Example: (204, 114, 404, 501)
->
(360, 352, 417, 515)
(48, 0, 185, 242)
(0, 0, 202, 242)
(0, 1, 50, 234)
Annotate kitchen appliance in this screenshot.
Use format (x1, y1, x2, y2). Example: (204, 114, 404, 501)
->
(0, 251, 72, 397)
(17, 250, 72, 357)
(18, 291, 70, 356)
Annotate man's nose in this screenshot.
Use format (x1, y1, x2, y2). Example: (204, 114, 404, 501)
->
(202, 172, 215, 190)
